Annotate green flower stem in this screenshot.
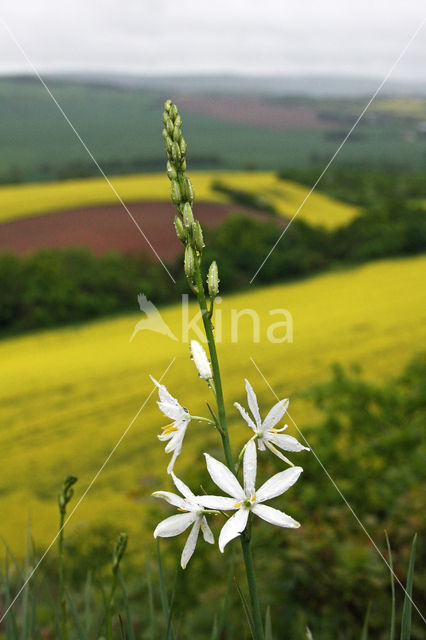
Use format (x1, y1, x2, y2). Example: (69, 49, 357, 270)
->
(192, 259, 264, 640)
(193, 261, 234, 470)
(58, 511, 68, 640)
(241, 523, 265, 640)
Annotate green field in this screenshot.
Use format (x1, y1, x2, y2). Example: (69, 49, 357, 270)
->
(1, 79, 425, 184)
(0, 255, 425, 559)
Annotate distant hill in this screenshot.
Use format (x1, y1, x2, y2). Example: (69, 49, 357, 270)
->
(0, 75, 425, 184)
(6, 72, 426, 97)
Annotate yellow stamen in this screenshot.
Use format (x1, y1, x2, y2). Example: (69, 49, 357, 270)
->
(251, 494, 257, 502)
(234, 502, 242, 508)
(162, 422, 178, 434)
(177, 508, 188, 513)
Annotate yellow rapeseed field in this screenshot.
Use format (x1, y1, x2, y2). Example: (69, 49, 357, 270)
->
(0, 171, 358, 229)
(0, 256, 425, 559)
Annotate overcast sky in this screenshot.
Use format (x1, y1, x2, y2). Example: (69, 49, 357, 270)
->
(0, 1, 425, 80)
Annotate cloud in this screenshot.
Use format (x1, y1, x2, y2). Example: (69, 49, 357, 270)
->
(0, 0, 424, 79)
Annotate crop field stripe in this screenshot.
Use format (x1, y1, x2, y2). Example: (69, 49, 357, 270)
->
(249, 356, 426, 624)
(0, 357, 176, 625)
(249, 15, 426, 283)
(0, 16, 176, 282)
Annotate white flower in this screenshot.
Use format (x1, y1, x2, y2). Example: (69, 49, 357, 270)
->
(199, 440, 302, 552)
(153, 473, 214, 568)
(190, 340, 212, 380)
(235, 379, 309, 465)
(151, 377, 191, 474)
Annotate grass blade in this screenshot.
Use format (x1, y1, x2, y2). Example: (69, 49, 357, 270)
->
(211, 567, 233, 640)
(385, 532, 396, 640)
(234, 577, 255, 639)
(360, 602, 371, 640)
(400, 534, 417, 640)
(3, 551, 19, 640)
(156, 539, 175, 640)
(264, 606, 272, 640)
(146, 556, 156, 640)
(65, 589, 87, 640)
(118, 568, 136, 640)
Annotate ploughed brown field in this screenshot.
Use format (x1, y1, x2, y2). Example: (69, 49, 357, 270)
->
(176, 95, 334, 130)
(0, 201, 284, 261)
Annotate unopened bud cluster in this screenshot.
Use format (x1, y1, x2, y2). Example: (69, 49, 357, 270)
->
(163, 99, 218, 298)
(112, 532, 128, 572)
(58, 475, 78, 515)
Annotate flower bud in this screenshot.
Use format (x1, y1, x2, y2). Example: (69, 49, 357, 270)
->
(165, 136, 173, 156)
(166, 161, 177, 181)
(184, 245, 195, 278)
(173, 125, 181, 142)
(166, 118, 174, 136)
(169, 104, 178, 121)
(182, 202, 194, 229)
(207, 261, 219, 298)
(112, 532, 128, 572)
(174, 114, 182, 127)
(162, 112, 169, 125)
(171, 180, 182, 206)
(183, 177, 194, 204)
(180, 158, 187, 172)
(161, 127, 168, 141)
(180, 137, 187, 156)
(190, 340, 212, 380)
(172, 141, 181, 164)
(164, 99, 172, 112)
(192, 221, 204, 252)
(174, 215, 187, 243)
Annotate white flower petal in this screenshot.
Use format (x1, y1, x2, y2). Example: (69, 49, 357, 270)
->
(154, 512, 196, 538)
(264, 441, 294, 466)
(272, 433, 309, 453)
(197, 495, 237, 510)
(158, 400, 187, 421)
(257, 438, 266, 451)
(256, 467, 303, 503)
(204, 453, 244, 499)
(201, 517, 215, 544)
(171, 473, 195, 499)
(152, 491, 188, 510)
(262, 399, 289, 433)
(190, 340, 212, 380)
(180, 519, 201, 568)
(252, 504, 300, 528)
(245, 380, 262, 428)
(243, 439, 257, 496)
(234, 402, 257, 432)
(218, 508, 249, 552)
(167, 446, 182, 474)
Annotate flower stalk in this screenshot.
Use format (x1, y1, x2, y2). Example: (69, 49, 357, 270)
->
(58, 475, 78, 640)
(158, 100, 306, 640)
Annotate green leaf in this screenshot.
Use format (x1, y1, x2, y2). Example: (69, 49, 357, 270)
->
(211, 567, 233, 640)
(385, 531, 396, 640)
(65, 589, 87, 640)
(156, 539, 175, 640)
(400, 534, 417, 640)
(264, 606, 273, 640)
(118, 568, 135, 640)
(234, 577, 255, 639)
(360, 602, 371, 640)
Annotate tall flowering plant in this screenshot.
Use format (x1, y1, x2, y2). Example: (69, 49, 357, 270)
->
(152, 100, 309, 639)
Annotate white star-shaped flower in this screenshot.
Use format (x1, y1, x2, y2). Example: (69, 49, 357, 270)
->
(234, 380, 309, 466)
(153, 473, 214, 568)
(199, 440, 302, 552)
(151, 377, 191, 474)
